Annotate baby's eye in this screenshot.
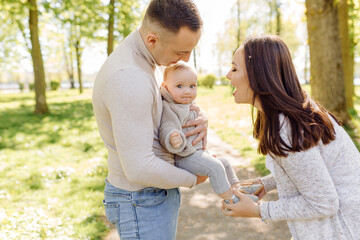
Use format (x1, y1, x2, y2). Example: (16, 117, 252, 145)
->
(177, 85, 183, 88)
(231, 68, 236, 72)
(190, 85, 196, 88)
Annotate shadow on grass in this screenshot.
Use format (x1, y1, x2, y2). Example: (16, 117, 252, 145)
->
(0, 100, 94, 150)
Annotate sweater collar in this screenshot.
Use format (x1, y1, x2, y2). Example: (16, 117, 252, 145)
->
(125, 28, 157, 69)
(160, 86, 176, 103)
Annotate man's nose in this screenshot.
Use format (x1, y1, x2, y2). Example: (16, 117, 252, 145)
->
(180, 53, 191, 62)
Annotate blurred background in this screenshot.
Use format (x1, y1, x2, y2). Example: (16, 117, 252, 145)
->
(0, 0, 359, 239)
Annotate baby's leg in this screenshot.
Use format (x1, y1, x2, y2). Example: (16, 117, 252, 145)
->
(217, 157, 240, 186)
(175, 151, 233, 200)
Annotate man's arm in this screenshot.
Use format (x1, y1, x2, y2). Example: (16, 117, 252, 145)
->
(104, 69, 197, 189)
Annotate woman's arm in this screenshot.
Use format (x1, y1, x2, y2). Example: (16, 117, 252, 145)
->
(260, 147, 339, 221)
(222, 147, 339, 221)
(258, 174, 277, 194)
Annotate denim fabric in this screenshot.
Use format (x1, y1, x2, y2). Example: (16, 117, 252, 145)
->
(103, 179, 180, 240)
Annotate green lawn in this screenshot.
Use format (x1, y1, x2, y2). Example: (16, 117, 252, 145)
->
(1, 86, 359, 239)
(0, 90, 108, 240)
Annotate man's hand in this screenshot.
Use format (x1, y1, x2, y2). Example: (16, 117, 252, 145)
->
(183, 105, 208, 149)
(170, 131, 183, 149)
(196, 175, 208, 185)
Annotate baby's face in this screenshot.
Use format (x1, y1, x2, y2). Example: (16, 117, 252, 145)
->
(164, 69, 197, 104)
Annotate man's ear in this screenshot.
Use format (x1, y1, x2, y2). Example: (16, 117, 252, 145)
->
(146, 33, 158, 49)
(161, 82, 166, 87)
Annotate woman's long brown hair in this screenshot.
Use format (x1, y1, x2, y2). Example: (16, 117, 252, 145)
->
(243, 35, 340, 157)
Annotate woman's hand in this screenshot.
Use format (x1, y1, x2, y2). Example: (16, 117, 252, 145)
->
(221, 188, 260, 218)
(240, 178, 266, 200)
(183, 105, 208, 149)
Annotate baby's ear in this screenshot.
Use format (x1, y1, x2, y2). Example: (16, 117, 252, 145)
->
(161, 82, 166, 87)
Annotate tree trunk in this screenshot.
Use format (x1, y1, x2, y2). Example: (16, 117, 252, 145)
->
(28, 0, 49, 114)
(304, 45, 309, 84)
(338, 0, 353, 109)
(75, 38, 83, 94)
(193, 48, 197, 70)
(63, 40, 75, 89)
(275, 0, 281, 35)
(268, 0, 273, 33)
(236, 0, 241, 50)
(306, 0, 348, 123)
(107, 0, 115, 56)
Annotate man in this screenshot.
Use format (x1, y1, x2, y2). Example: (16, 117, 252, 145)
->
(92, 0, 207, 239)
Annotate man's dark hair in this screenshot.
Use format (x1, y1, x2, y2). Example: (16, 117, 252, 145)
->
(144, 0, 202, 33)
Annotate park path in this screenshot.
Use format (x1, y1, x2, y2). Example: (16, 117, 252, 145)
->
(104, 129, 291, 240)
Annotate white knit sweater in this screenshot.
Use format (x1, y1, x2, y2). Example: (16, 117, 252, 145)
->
(259, 115, 360, 240)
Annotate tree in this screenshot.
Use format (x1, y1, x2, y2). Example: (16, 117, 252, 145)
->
(107, 0, 115, 56)
(0, 0, 49, 113)
(266, 0, 281, 35)
(47, 0, 104, 94)
(63, 27, 75, 89)
(106, 0, 142, 56)
(29, 0, 48, 113)
(306, 0, 348, 123)
(338, 0, 354, 110)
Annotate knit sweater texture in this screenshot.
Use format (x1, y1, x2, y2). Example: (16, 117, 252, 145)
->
(259, 115, 360, 240)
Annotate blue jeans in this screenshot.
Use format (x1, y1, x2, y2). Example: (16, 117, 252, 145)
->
(103, 179, 181, 240)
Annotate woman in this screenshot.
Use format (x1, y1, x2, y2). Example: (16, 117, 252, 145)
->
(222, 35, 360, 240)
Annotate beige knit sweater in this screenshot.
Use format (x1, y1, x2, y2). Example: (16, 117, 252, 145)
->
(159, 86, 203, 160)
(92, 29, 197, 191)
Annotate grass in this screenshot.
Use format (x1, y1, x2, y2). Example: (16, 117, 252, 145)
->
(0, 90, 108, 240)
(196, 86, 270, 175)
(1, 86, 359, 239)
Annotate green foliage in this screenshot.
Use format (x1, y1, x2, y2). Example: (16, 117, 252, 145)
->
(50, 80, 60, 91)
(220, 76, 230, 85)
(29, 83, 35, 91)
(18, 82, 24, 91)
(198, 74, 217, 88)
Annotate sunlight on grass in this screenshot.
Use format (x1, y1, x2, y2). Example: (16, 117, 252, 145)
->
(197, 86, 270, 175)
(0, 89, 108, 240)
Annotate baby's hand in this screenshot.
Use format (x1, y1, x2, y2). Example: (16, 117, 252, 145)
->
(170, 131, 183, 149)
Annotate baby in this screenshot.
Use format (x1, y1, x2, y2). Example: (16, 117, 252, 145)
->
(159, 62, 260, 203)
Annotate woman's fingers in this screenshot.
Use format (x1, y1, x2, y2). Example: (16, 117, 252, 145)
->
(221, 201, 234, 216)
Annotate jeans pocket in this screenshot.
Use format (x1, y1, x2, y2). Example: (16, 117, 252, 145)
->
(134, 188, 168, 207)
(103, 199, 119, 226)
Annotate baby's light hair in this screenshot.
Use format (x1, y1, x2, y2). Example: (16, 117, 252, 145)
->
(163, 62, 197, 82)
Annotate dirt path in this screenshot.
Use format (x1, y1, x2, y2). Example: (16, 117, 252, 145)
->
(104, 130, 291, 240)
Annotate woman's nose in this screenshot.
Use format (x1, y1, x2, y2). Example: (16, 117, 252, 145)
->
(226, 72, 231, 80)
